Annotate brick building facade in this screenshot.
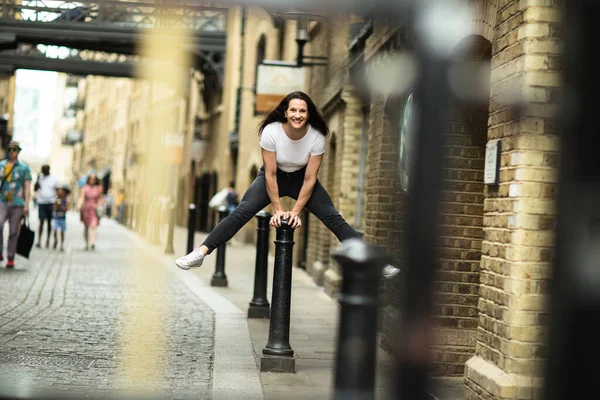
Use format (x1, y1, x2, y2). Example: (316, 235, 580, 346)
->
(351, 0, 560, 398)
(189, 4, 561, 396)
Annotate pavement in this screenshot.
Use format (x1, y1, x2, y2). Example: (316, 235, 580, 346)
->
(0, 212, 465, 399)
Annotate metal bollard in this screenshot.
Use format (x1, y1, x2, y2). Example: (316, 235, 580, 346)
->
(164, 203, 175, 255)
(210, 206, 229, 287)
(187, 204, 197, 254)
(261, 219, 295, 373)
(331, 238, 390, 400)
(248, 210, 271, 319)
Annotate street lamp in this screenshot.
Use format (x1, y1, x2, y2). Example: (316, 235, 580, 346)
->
(276, 11, 328, 67)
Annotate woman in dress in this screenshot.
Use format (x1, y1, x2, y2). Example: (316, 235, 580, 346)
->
(175, 91, 399, 278)
(77, 173, 104, 251)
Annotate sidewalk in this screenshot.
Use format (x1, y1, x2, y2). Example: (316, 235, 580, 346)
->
(166, 224, 392, 400)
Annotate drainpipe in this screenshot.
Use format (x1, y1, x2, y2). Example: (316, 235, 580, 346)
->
(235, 7, 246, 134)
(231, 7, 246, 180)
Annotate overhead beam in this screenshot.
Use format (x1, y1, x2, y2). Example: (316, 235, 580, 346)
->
(0, 20, 226, 54)
(0, 53, 134, 77)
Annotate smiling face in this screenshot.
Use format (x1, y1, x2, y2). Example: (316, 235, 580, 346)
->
(88, 174, 98, 185)
(286, 99, 309, 130)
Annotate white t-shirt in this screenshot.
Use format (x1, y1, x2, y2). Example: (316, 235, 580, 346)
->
(37, 174, 60, 204)
(259, 122, 326, 172)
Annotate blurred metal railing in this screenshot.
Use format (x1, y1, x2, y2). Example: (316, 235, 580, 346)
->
(0, 0, 227, 33)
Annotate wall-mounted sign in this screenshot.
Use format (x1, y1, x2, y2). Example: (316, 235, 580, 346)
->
(256, 62, 305, 113)
(164, 132, 184, 165)
(484, 139, 501, 185)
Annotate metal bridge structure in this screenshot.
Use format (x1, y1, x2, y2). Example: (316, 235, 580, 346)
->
(0, 0, 227, 84)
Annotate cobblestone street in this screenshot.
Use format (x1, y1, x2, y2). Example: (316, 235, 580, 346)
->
(0, 214, 215, 399)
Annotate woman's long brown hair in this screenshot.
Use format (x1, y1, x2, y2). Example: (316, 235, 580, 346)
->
(257, 91, 329, 136)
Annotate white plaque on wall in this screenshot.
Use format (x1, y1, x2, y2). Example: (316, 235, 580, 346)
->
(484, 139, 501, 185)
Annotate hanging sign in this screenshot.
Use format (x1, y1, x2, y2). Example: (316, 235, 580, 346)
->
(256, 62, 305, 113)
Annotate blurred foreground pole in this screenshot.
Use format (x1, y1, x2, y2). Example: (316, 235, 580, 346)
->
(210, 206, 229, 287)
(164, 202, 175, 255)
(121, 13, 191, 392)
(332, 239, 389, 400)
(261, 219, 295, 373)
(150, 202, 161, 245)
(544, 2, 600, 400)
(393, 1, 460, 399)
(248, 210, 271, 319)
(187, 203, 196, 254)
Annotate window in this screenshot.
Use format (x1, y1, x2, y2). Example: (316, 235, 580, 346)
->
(399, 92, 415, 192)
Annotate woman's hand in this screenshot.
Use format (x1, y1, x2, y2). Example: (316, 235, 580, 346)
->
(270, 210, 287, 228)
(270, 210, 302, 228)
(286, 211, 302, 229)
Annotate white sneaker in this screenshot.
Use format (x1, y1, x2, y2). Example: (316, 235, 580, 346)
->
(175, 249, 205, 270)
(381, 264, 401, 279)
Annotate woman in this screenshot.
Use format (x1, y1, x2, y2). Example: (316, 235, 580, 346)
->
(77, 173, 103, 251)
(175, 91, 399, 278)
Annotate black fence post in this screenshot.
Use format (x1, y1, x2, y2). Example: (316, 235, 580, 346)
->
(248, 210, 271, 319)
(187, 203, 197, 254)
(210, 206, 229, 287)
(260, 219, 295, 373)
(544, 2, 600, 400)
(331, 238, 390, 400)
(164, 202, 175, 255)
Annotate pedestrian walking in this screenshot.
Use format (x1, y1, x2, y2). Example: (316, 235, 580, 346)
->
(52, 185, 70, 252)
(175, 91, 399, 278)
(77, 173, 104, 251)
(104, 189, 114, 219)
(34, 164, 60, 248)
(115, 188, 125, 222)
(0, 141, 32, 268)
(225, 181, 239, 214)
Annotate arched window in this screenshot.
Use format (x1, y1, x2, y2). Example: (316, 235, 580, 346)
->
(250, 165, 258, 182)
(257, 35, 266, 66)
(398, 92, 415, 192)
(254, 35, 267, 115)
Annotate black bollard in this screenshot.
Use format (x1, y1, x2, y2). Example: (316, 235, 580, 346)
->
(261, 219, 295, 373)
(331, 238, 390, 400)
(187, 204, 197, 254)
(248, 210, 271, 319)
(210, 206, 229, 287)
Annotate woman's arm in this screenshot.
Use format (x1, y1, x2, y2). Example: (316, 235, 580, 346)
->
(289, 154, 323, 228)
(262, 149, 286, 226)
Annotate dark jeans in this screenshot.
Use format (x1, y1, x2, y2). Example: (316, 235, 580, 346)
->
(202, 167, 359, 252)
(38, 203, 53, 221)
